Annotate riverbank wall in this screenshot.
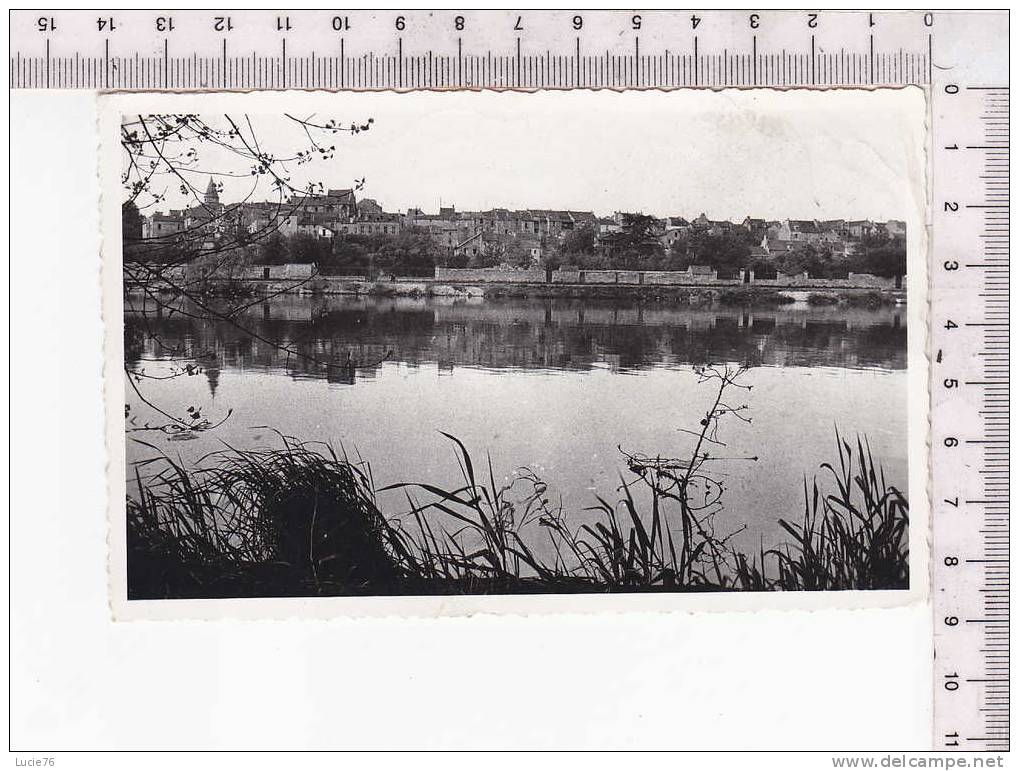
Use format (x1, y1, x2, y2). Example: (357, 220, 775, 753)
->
(434, 266, 900, 290)
(125, 264, 903, 300)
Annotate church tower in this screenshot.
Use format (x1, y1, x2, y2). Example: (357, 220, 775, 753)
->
(203, 177, 220, 206)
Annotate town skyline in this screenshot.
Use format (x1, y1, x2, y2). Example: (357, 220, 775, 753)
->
(141, 177, 908, 227)
(126, 89, 921, 223)
(139, 168, 911, 228)
(137, 177, 905, 275)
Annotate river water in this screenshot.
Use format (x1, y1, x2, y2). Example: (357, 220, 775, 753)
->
(124, 292, 908, 552)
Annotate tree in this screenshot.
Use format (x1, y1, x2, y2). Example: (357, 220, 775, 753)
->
(380, 230, 439, 276)
(560, 223, 596, 257)
(574, 251, 612, 270)
(854, 234, 906, 278)
(539, 246, 564, 271)
(324, 235, 372, 274)
(468, 248, 502, 268)
(443, 249, 470, 269)
(602, 213, 663, 268)
(617, 213, 661, 255)
(257, 232, 290, 265)
(772, 244, 829, 277)
(289, 233, 329, 264)
(122, 200, 144, 241)
(668, 228, 754, 274)
(501, 240, 535, 269)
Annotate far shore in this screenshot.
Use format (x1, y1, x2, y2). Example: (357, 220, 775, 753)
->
(126, 272, 907, 306)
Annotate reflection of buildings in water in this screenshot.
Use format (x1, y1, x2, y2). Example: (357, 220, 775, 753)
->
(194, 351, 222, 397)
(325, 362, 356, 386)
(124, 293, 907, 385)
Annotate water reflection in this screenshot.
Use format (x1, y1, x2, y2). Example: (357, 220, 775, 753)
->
(125, 294, 906, 391)
(123, 292, 908, 555)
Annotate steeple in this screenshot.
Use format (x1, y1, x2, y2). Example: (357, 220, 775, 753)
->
(203, 177, 220, 206)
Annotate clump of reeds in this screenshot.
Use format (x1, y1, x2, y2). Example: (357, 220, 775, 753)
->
(733, 430, 908, 591)
(127, 432, 407, 598)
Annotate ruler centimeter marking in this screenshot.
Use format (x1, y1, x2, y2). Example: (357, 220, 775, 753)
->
(8, 9, 1009, 751)
(10, 10, 937, 90)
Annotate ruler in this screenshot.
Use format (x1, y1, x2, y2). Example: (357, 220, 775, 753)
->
(929, 26, 1011, 752)
(9, 9, 1009, 751)
(9, 9, 943, 90)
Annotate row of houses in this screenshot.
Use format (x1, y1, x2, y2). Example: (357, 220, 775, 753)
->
(140, 178, 905, 264)
(662, 215, 906, 259)
(140, 179, 603, 260)
(141, 180, 364, 242)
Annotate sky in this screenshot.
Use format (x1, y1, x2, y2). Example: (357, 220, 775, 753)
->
(131, 88, 925, 222)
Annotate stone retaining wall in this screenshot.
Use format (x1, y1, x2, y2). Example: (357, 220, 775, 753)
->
(645, 270, 709, 285)
(583, 270, 618, 284)
(434, 267, 546, 283)
(127, 263, 899, 291)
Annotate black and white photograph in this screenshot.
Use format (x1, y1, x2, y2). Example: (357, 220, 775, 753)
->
(16, 8, 1013, 756)
(109, 89, 924, 607)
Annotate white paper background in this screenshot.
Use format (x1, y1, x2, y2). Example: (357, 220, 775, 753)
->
(10, 90, 932, 751)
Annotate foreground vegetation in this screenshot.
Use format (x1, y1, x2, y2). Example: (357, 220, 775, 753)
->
(126, 368, 908, 598)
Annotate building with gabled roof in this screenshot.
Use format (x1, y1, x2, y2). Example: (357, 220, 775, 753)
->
(761, 235, 797, 254)
(300, 188, 357, 222)
(777, 219, 825, 243)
